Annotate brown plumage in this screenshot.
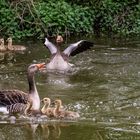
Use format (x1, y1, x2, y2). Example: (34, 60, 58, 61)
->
(53, 99, 80, 119)
(7, 37, 26, 51)
(0, 38, 7, 52)
(7, 102, 27, 114)
(6, 100, 42, 116)
(0, 63, 45, 113)
(41, 97, 54, 118)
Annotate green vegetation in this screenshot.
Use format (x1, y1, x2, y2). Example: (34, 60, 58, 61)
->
(0, 0, 139, 39)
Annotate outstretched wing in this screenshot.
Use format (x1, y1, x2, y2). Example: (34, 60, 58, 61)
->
(63, 40, 94, 56)
(0, 90, 28, 106)
(44, 38, 57, 54)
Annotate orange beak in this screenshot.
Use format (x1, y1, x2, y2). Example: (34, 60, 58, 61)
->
(36, 63, 46, 69)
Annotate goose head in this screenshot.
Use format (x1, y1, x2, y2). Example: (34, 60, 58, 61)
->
(41, 97, 51, 106)
(56, 35, 64, 43)
(28, 63, 46, 74)
(7, 37, 12, 44)
(54, 99, 62, 108)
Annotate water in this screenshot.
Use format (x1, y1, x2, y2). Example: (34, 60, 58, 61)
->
(0, 36, 140, 139)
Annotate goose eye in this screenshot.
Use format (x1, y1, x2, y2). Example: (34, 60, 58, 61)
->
(32, 65, 36, 69)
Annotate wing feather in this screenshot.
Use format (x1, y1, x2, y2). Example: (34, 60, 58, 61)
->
(44, 38, 57, 54)
(63, 40, 94, 56)
(0, 90, 28, 106)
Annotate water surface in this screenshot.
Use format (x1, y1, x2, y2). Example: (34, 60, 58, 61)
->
(0, 36, 140, 139)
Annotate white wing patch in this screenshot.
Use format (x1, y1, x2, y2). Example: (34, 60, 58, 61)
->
(44, 38, 57, 54)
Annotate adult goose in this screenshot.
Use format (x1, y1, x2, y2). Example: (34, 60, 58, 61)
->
(44, 35, 94, 73)
(0, 63, 45, 114)
(7, 37, 26, 51)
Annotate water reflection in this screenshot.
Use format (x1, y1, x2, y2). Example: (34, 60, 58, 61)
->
(0, 121, 140, 140)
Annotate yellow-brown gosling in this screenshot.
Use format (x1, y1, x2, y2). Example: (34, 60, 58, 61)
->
(0, 63, 45, 114)
(0, 38, 7, 52)
(41, 97, 54, 118)
(7, 37, 26, 51)
(53, 99, 80, 119)
(44, 35, 94, 72)
(24, 100, 42, 116)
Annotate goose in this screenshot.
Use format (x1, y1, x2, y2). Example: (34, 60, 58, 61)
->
(0, 63, 45, 114)
(44, 35, 94, 73)
(7, 37, 26, 51)
(0, 38, 7, 52)
(53, 99, 80, 119)
(41, 97, 54, 118)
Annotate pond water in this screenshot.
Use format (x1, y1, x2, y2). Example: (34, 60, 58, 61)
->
(0, 35, 140, 139)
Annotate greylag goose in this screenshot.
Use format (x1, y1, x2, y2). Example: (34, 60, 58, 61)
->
(7, 37, 26, 51)
(0, 63, 45, 114)
(53, 99, 80, 119)
(0, 38, 7, 52)
(44, 35, 94, 72)
(41, 97, 54, 118)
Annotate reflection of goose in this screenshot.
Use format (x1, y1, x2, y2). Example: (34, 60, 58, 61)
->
(41, 97, 54, 118)
(0, 63, 45, 114)
(41, 124, 50, 139)
(53, 99, 80, 119)
(0, 52, 5, 61)
(7, 37, 26, 51)
(44, 35, 93, 73)
(0, 38, 7, 52)
(51, 124, 61, 139)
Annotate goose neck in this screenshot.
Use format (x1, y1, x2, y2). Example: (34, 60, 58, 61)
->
(41, 103, 49, 114)
(8, 41, 12, 48)
(27, 72, 37, 93)
(56, 104, 61, 112)
(24, 102, 32, 115)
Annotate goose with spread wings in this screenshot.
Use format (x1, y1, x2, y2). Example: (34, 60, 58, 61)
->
(44, 35, 94, 73)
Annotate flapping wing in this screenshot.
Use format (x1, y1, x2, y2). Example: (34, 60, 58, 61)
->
(44, 38, 57, 54)
(63, 40, 94, 56)
(0, 90, 28, 106)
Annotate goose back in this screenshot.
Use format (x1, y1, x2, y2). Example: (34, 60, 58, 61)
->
(0, 90, 28, 106)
